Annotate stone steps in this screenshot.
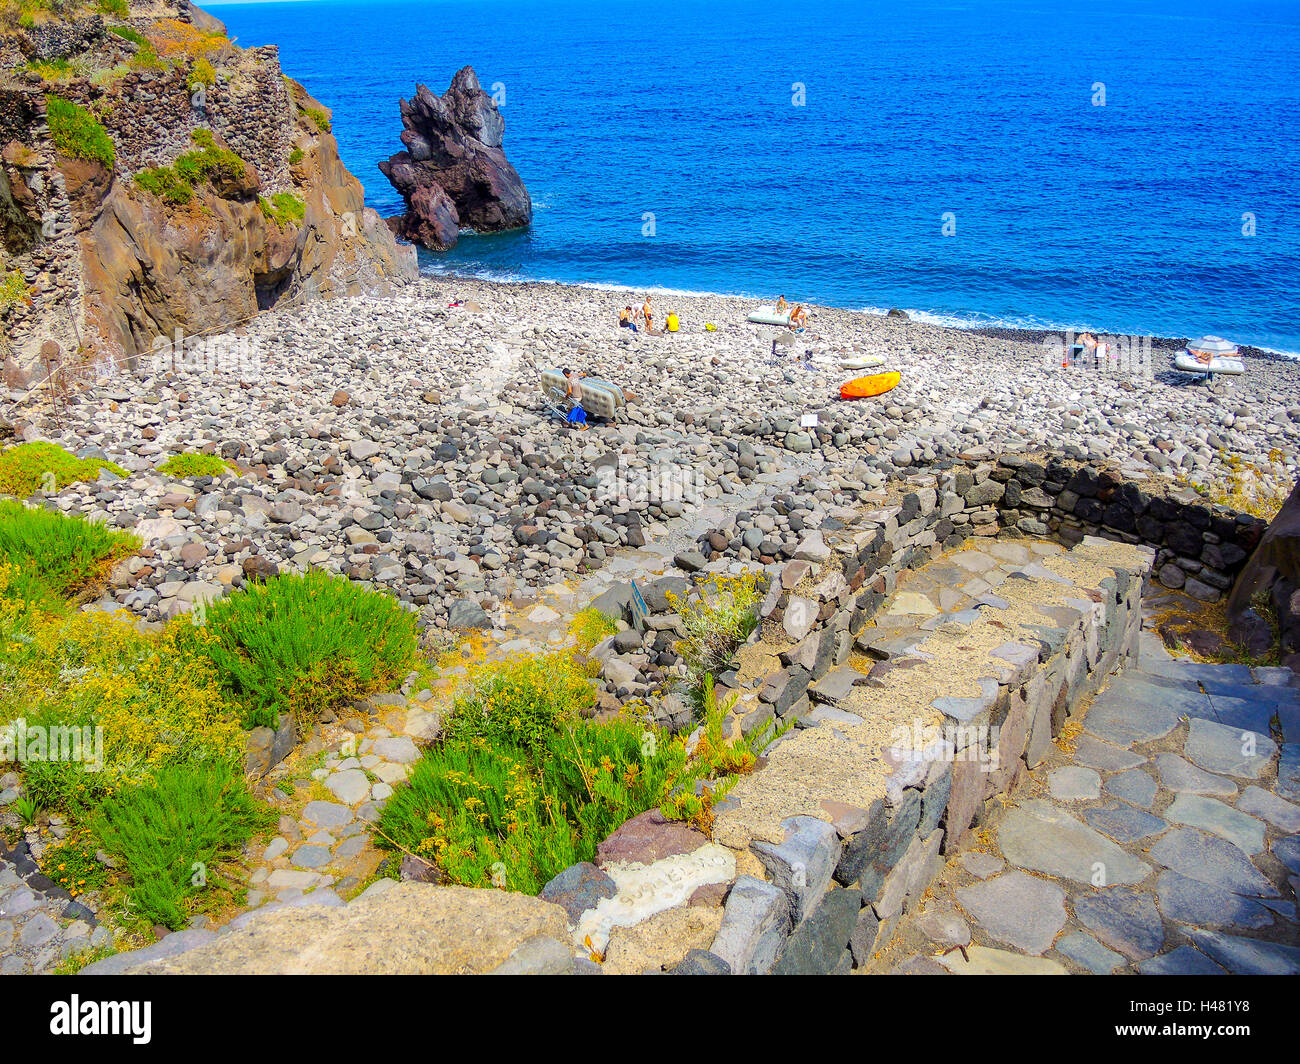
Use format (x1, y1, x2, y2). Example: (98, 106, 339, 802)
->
(876, 618, 1300, 975)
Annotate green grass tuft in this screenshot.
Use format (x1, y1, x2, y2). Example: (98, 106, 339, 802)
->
(195, 569, 419, 729)
(258, 191, 305, 227)
(0, 441, 128, 499)
(569, 607, 620, 653)
(94, 761, 273, 930)
(45, 95, 116, 169)
(0, 498, 138, 608)
(157, 452, 231, 479)
(134, 129, 249, 206)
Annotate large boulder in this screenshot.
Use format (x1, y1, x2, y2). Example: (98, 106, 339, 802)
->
(102, 883, 571, 974)
(378, 67, 532, 250)
(1227, 479, 1300, 667)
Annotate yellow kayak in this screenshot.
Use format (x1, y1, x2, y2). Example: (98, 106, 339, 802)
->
(840, 371, 901, 399)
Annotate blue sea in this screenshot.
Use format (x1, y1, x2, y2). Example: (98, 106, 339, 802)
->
(208, 0, 1300, 352)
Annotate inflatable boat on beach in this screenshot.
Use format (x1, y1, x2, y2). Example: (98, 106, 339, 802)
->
(1172, 336, 1244, 379)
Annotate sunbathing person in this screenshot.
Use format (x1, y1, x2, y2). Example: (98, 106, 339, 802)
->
(788, 304, 808, 331)
(775, 295, 788, 313)
(665, 310, 680, 333)
(619, 306, 638, 332)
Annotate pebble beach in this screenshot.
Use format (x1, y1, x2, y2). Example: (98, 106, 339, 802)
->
(3, 275, 1297, 634)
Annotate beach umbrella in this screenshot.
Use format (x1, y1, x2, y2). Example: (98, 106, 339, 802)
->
(1187, 336, 1238, 354)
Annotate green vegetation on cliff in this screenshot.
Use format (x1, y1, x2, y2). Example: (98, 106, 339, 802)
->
(195, 569, 419, 729)
(305, 107, 331, 134)
(134, 128, 250, 206)
(44, 94, 115, 169)
(258, 191, 306, 227)
(0, 269, 32, 313)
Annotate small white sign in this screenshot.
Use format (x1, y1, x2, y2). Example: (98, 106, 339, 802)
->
(800, 413, 819, 428)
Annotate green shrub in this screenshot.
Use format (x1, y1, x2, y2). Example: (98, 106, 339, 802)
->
(157, 452, 230, 478)
(97, 0, 128, 16)
(94, 761, 272, 930)
(380, 711, 681, 894)
(668, 572, 764, 707)
(0, 499, 137, 608)
(0, 441, 128, 499)
(134, 131, 249, 206)
(658, 674, 786, 830)
(44, 95, 116, 169)
(288, 146, 304, 165)
(305, 107, 330, 133)
(0, 591, 245, 811)
(134, 165, 192, 204)
(174, 130, 245, 186)
(0, 269, 32, 313)
(26, 57, 77, 81)
(196, 569, 419, 728)
(188, 57, 215, 89)
(107, 24, 145, 47)
(41, 828, 109, 897)
(569, 607, 620, 653)
(258, 191, 305, 227)
(443, 653, 595, 755)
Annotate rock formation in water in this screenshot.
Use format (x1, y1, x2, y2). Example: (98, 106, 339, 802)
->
(378, 67, 532, 251)
(0, 1, 417, 380)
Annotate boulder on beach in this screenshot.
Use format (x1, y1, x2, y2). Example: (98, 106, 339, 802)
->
(379, 67, 532, 251)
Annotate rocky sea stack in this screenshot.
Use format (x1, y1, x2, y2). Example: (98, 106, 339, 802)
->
(378, 67, 531, 251)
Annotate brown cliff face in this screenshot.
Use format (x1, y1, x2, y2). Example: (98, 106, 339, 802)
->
(0, 2, 418, 378)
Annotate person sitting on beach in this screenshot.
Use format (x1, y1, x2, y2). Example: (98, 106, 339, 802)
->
(619, 306, 638, 332)
(665, 310, 680, 333)
(788, 304, 808, 331)
(642, 296, 655, 332)
(776, 295, 788, 314)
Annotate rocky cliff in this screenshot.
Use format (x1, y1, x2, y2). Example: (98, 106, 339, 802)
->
(378, 67, 531, 251)
(0, 0, 418, 384)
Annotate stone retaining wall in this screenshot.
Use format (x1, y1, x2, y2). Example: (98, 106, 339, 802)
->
(705, 537, 1148, 974)
(976, 456, 1266, 603)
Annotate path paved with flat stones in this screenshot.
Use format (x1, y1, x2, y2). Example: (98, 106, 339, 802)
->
(878, 615, 1300, 975)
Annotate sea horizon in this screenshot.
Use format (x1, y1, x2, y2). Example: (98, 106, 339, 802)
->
(210, 0, 1300, 356)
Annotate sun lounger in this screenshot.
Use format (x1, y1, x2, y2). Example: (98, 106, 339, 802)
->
(579, 377, 626, 408)
(747, 305, 792, 326)
(576, 379, 618, 420)
(539, 369, 620, 422)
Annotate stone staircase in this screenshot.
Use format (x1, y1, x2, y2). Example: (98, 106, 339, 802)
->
(875, 628, 1300, 974)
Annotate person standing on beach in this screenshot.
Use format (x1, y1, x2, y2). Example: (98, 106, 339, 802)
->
(562, 368, 588, 429)
(642, 296, 654, 332)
